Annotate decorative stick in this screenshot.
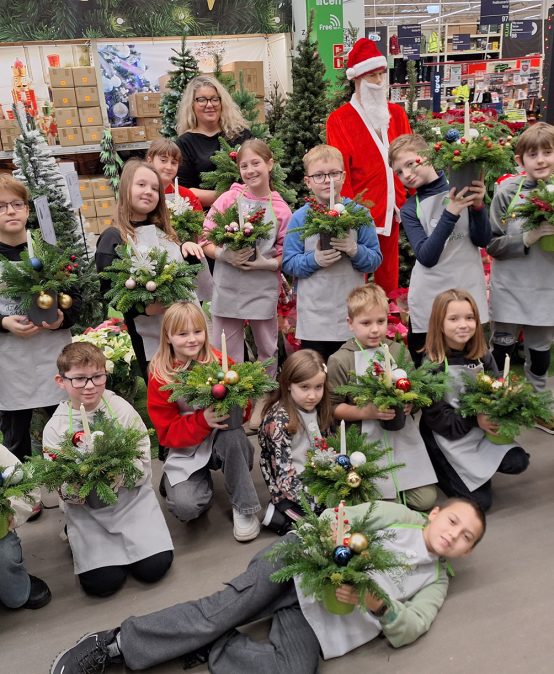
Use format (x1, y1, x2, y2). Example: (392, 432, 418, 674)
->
(79, 403, 92, 444)
(339, 420, 346, 455)
(336, 500, 346, 545)
(26, 229, 34, 259)
(127, 234, 144, 260)
(382, 343, 393, 387)
(221, 330, 229, 372)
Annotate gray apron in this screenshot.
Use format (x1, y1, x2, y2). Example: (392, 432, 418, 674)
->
(291, 409, 321, 477)
(408, 192, 488, 333)
(355, 349, 437, 499)
(432, 360, 515, 491)
(296, 230, 363, 341)
(211, 194, 279, 320)
(64, 393, 173, 574)
(163, 397, 215, 487)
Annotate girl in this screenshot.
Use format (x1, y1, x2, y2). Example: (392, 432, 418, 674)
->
(95, 159, 200, 381)
(148, 302, 261, 542)
(258, 349, 332, 535)
(420, 289, 530, 511)
(202, 139, 291, 382)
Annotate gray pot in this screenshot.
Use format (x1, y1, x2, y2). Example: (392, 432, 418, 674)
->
(225, 405, 244, 430)
(319, 232, 333, 250)
(448, 162, 483, 195)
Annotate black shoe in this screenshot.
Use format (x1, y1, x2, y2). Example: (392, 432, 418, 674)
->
(50, 630, 121, 674)
(22, 575, 51, 609)
(183, 642, 213, 670)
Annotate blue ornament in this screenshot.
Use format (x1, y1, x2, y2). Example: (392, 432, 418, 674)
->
(29, 257, 43, 271)
(444, 128, 461, 143)
(335, 454, 351, 470)
(333, 545, 353, 566)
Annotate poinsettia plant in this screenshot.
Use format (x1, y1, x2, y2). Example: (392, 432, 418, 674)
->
(292, 196, 373, 241)
(206, 202, 272, 250)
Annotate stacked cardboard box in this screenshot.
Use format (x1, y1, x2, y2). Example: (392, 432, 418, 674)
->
(221, 61, 265, 122)
(0, 118, 21, 151)
(79, 176, 116, 234)
(128, 92, 162, 141)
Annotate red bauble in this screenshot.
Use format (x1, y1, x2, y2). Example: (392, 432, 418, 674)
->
(229, 151, 238, 160)
(395, 378, 411, 392)
(453, 149, 461, 156)
(211, 384, 227, 399)
(72, 430, 86, 446)
(328, 209, 339, 217)
(70, 255, 77, 261)
(66, 264, 74, 272)
(434, 143, 442, 151)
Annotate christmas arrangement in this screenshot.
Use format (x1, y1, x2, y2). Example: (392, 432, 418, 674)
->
(430, 126, 513, 173)
(513, 179, 554, 252)
(206, 200, 271, 254)
(0, 462, 38, 540)
(100, 241, 200, 314)
(166, 189, 205, 243)
(33, 410, 148, 507)
(301, 424, 402, 507)
(267, 497, 406, 615)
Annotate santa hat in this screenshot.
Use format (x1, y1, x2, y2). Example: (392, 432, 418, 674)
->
(346, 38, 387, 81)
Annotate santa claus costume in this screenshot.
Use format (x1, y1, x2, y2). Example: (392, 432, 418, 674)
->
(327, 38, 412, 294)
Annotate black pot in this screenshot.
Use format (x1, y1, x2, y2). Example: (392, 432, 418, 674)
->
(380, 406, 406, 432)
(448, 162, 483, 196)
(27, 290, 58, 327)
(319, 232, 333, 251)
(85, 487, 113, 509)
(247, 244, 257, 262)
(225, 405, 244, 430)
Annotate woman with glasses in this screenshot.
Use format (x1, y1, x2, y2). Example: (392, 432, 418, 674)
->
(175, 75, 252, 210)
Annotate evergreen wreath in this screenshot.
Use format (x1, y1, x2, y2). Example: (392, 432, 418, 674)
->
(266, 495, 406, 612)
(100, 244, 200, 314)
(0, 463, 38, 535)
(167, 196, 205, 243)
(301, 425, 403, 508)
(292, 196, 373, 241)
(458, 371, 553, 440)
(163, 359, 278, 416)
(513, 179, 554, 230)
(0, 230, 80, 312)
(207, 202, 272, 250)
(33, 411, 149, 506)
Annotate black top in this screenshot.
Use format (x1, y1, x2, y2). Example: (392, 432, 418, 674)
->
(175, 128, 252, 189)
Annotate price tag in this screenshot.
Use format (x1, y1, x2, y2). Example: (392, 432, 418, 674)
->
(33, 196, 57, 245)
(65, 170, 83, 210)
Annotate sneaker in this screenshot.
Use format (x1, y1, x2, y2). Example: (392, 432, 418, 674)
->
(50, 630, 121, 674)
(534, 417, 554, 435)
(22, 575, 51, 610)
(232, 509, 260, 542)
(261, 503, 292, 536)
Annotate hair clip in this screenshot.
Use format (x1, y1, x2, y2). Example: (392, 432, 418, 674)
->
(322, 363, 328, 374)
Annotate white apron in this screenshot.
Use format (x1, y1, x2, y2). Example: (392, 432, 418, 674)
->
(432, 360, 515, 491)
(132, 225, 199, 361)
(296, 230, 362, 341)
(355, 349, 437, 499)
(408, 193, 488, 333)
(296, 524, 442, 659)
(211, 194, 279, 320)
(62, 393, 173, 574)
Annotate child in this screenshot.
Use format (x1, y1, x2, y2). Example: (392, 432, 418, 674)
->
(51, 497, 486, 674)
(42, 342, 174, 597)
(419, 289, 530, 511)
(95, 159, 200, 381)
(487, 122, 554, 398)
(328, 284, 437, 511)
(282, 144, 382, 362)
(389, 134, 491, 366)
(0, 175, 80, 462)
(0, 443, 51, 610)
(147, 301, 261, 542)
(258, 349, 333, 534)
(202, 139, 291, 379)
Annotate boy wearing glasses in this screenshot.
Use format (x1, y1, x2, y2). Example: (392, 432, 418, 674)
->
(0, 175, 79, 465)
(42, 342, 173, 597)
(282, 145, 382, 361)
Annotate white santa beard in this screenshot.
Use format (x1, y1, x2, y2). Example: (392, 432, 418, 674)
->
(358, 80, 390, 131)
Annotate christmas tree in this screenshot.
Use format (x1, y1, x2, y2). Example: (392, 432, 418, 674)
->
(99, 128, 124, 197)
(275, 11, 329, 201)
(160, 36, 200, 140)
(265, 83, 286, 135)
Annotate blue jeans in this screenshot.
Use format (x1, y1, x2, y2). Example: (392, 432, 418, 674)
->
(0, 531, 31, 608)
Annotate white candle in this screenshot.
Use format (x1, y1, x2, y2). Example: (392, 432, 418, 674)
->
(174, 177, 179, 195)
(329, 177, 335, 209)
(26, 229, 34, 258)
(503, 354, 510, 380)
(339, 420, 346, 455)
(221, 330, 228, 372)
(464, 100, 470, 141)
(382, 343, 393, 387)
(79, 403, 92, 443)
(237, 198, 245, 230)
(335, 501, 345, 545)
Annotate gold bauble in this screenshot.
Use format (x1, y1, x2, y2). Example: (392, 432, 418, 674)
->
(349, 532, 369, 554)
(223, 370, 240, 385)
(58, 293, 73, 309)
(36, 292, 54, 309)
(346, 470, 362, 488)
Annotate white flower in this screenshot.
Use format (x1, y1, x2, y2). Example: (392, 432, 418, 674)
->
(130, 254, 156, 277)
(546, 184, 554, 193)
(105, 360, 114, 373)
(168, 195, 193, 215)
(432, 127, 442, 136)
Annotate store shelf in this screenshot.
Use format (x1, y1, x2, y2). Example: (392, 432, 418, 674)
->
(0, 140, 150, 160)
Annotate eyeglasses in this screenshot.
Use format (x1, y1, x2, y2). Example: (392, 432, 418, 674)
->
(194, 96, 221, 107)
(62, 374, 108, 389)
(306, 171, 344, 184)
(0, 200, 26, 215)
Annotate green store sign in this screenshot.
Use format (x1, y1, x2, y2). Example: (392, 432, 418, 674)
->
(306, 0, 345, 85)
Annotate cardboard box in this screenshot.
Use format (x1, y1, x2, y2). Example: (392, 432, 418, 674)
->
(221, 61, 264, 96)
(0, 118, 19, 130)
(80, 199, 97, 218)
(158, 74, 171, 94)
(58, 126, 84, 147)
(82, 125, 104, 144)
(79, 179, 94, 199)
(51, 88, 77, 108)
(78, 106, 102, 126)
(55, 107, 79, 127)
(128, 126, 146, 142)
(0, 128, 20, 151)
(84, 217, 100, 235)
(91, 178, 115, 198)
(127, 92, 162, 117)
(136, 117, 162, 141)
(98, 215, 114, 232)
(95, 197, 117, 217)
(49, 67, 74, 88)
(110, 127, 130, 144)
(73, 66, 97, 87)
(75, 86, 100, 107)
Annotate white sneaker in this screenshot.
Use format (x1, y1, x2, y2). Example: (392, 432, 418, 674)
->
(233, 509, 260, 542)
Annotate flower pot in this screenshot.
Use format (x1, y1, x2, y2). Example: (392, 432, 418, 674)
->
(319, 232, 333, 251)
(485, 431, 515, 445)
(85, 487, 113, 509)
(0, 512, 10, 540)
(448, 162, 483, 195)
(380, 406, 406, 432)
(539, 234, 554, 252)
(322, 583, 355, 615)
(225, 405, 244, 430)
(27, 290, 58, 327)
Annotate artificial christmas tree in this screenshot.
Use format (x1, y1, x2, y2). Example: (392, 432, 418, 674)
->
(160, 36, 199, 140)
(265, 83, 286, 135)
(99, 128, 124, 198)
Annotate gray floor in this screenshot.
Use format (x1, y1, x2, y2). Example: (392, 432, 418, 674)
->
(2, 395, 554, 674)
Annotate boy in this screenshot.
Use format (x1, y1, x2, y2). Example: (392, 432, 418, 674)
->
(389, 135, 490, 365)
(282, 144, 382, 362)
(0, 443, 51, 610)
(50, 497, 486, 674)
(42, 342, 174, 597)
(0, 175, 79, 463)
(487, 122, 554, 410)
(328, 283, 437, 511)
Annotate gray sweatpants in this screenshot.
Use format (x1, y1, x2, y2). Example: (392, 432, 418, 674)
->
(0, 531, 31, 608)
(120, 537, 320, 673)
